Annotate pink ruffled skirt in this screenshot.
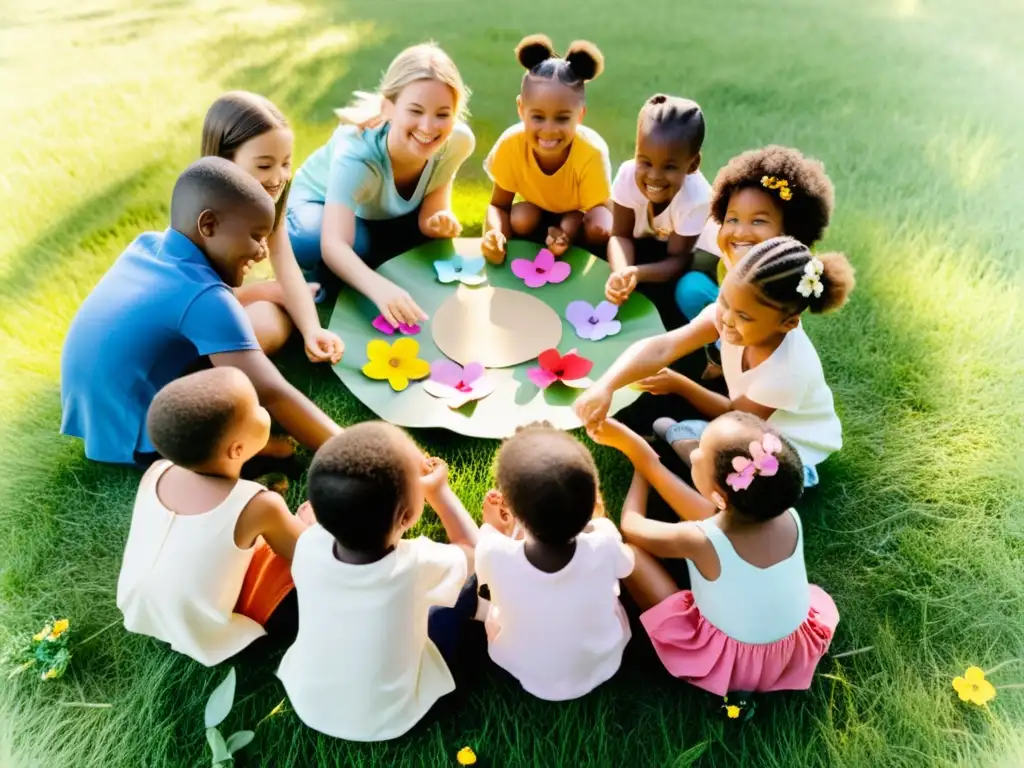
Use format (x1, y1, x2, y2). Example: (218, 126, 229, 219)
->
(640, 585, 838, 696)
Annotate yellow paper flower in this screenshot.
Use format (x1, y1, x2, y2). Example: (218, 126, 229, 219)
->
(456, 746, 477, 765)
(362, 338, 430, 392)
(47, 618, 70, 641)
(33, 624, 52, 642)
(952, 666, 996, 706)
(779, 186, 793, 201)
(725, 704, 741, 719)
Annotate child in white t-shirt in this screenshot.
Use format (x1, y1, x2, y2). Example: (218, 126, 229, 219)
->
(576, 236, 856, 487)
(476, 423, 634, 701)
(277, 423, 480, 742)
(605, 94, 711, 327)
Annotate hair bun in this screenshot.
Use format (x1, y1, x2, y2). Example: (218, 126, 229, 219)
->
(516, 34, 556, 70)
(811, 251, 856, 314)
(564, 40, 604, 82)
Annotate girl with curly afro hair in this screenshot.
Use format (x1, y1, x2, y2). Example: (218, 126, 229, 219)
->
(481, 34, 613, 265)
(576, 235, 855, 488)
(675, 145, 836, 322)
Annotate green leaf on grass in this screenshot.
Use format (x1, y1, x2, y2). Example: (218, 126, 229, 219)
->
(204, 668, 236, 728)
(225, 730, 254, 755)
(205, 727, 231, 764)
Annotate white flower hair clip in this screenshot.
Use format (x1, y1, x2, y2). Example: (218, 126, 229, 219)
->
(797, 257, 825, 298)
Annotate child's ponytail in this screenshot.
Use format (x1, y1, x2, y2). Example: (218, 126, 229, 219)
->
(564, 40, 604, 82)
(810, 251, 856, 314)
(736, 236, 856, 315)
(516, 34, 557, 71)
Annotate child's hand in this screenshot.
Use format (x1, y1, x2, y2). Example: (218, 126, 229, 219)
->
(481, 229, 507, 264)
(482, 489, 516, 536)
(605, 267, 639, 305)
(586, 417, 642, 454)
(545, 226, 571, 256)
(369, 278, 428, 329)
(574, 383, 613, 427)
(634, 368, 685, 396)
(420, 456, 450, 498)
(297, 500, 316, 525)
(303, 328, 345, 365)
(424, 210, 463, 239)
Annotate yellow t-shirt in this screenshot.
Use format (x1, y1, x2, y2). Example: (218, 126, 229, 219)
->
(483, 123, 612, 214)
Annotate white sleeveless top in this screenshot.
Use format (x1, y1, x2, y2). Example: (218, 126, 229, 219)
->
(116, 461, 266, 666)
(687, 509, 811, 644)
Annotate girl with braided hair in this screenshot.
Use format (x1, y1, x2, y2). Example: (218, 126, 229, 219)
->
(481, 34, 613, 264)
(576, 236, 855, 487)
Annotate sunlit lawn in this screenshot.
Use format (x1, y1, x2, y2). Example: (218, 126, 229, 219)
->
(1, 0, 1022, 765)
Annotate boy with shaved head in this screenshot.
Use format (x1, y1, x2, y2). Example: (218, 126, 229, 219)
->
(61, 157, 341, 465)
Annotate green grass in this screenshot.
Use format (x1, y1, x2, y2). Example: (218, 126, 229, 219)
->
(2, 0, 1023, 765)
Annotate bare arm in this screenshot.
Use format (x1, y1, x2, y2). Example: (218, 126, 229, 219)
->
(607, 203, 637, 273)
(600, 313, 719, 392)
(235, 490, 308, 561)
(320, 202, 384, 298)
(267, 225, 321, 339)
(210, 350, 340, 450)
(588, 419, 716, 521)
(618, 473, 710, 558)
(422, 458, 479, 564)
(671, 374, 777, 421)
(633, 233, 697, 284)
(485, 185, 514, 238)
(418, 179, 462, 237)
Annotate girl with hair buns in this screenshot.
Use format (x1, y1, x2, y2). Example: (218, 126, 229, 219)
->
(576, 236, 855, 487)
(482, 34, 613, 264)
(286, 43, 475, 329)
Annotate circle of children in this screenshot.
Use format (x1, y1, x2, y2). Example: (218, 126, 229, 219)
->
(60, 35, 855, 742)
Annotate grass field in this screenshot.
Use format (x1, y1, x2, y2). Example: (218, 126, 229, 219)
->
(2, 0, 1023, 765)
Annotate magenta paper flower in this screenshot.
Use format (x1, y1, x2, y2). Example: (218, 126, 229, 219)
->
(566, 300, 622, 341)
(372, 314, 421, 336)
(511, 248, 571, 288)
(526, 348, 594, 389)
(421, 360, 496, 408)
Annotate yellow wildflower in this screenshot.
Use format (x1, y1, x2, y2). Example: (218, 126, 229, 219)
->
(779, 187, 793, 201)
(47, 618, 70, 641)
(362, 338, 430, 392)
(33, 624, 52, 642)
(456, 746, 477, 765)
(42, 668, 59, 680)
(725, 704, 741, 719)
(952, 666, 996, 706)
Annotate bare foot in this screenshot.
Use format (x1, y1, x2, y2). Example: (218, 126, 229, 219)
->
(259, 436, 296, 459)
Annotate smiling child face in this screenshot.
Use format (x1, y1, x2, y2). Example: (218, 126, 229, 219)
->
(717, 186, 785, 268)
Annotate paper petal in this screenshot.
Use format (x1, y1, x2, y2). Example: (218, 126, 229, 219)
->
(527, 367, 558, 389)
(429, 359, 465, 387)
(560, 377, 593, 389)
(546, 260, 571, 284)
(462, 362, 485, 384)
(434, 260, 458, 283)
(593, 300, 619, 323)
(565, 300, 596, 331)
(391, 337, 420, 359)
(559, 353, 594, 380)
(534, 248, 555, 270)
(510, 258, 534, 281)
(458, 255, 485, 275)
(397, 322, 421, 335)
(536, 348, 563, 373)
(459, 272, 487, 286)
(371, 315, 397, 334)
(422, 379, 461, 400)
(589, 320, 621, 341)
(365, 339, 393, 363)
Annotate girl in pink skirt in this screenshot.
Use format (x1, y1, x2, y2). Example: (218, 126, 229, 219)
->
(588, 411, 838, 695)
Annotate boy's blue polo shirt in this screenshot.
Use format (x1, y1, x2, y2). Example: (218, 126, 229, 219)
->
(60, 228, 260, 464)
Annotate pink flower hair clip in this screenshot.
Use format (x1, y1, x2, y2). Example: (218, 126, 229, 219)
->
(726, 433, 782, 492)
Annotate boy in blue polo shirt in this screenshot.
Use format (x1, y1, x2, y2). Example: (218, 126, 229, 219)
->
(61, 157, 341, 465)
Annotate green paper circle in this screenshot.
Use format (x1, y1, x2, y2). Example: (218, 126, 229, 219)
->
(327, 239, 667, 438)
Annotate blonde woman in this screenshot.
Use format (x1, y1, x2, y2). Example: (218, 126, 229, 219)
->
(287, 43, 475, 328)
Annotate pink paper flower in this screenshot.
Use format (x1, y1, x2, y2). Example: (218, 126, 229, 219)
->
(526, 348, 594, 389)
(372, 314, 420, 336)
(511, 248, 571, 288)
(422, 360, 496, 408)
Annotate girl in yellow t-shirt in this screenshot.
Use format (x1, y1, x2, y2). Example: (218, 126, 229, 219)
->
(482, 34, 613, 264)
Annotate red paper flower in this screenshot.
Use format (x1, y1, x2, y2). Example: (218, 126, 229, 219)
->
(527, 348, 594, 389)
